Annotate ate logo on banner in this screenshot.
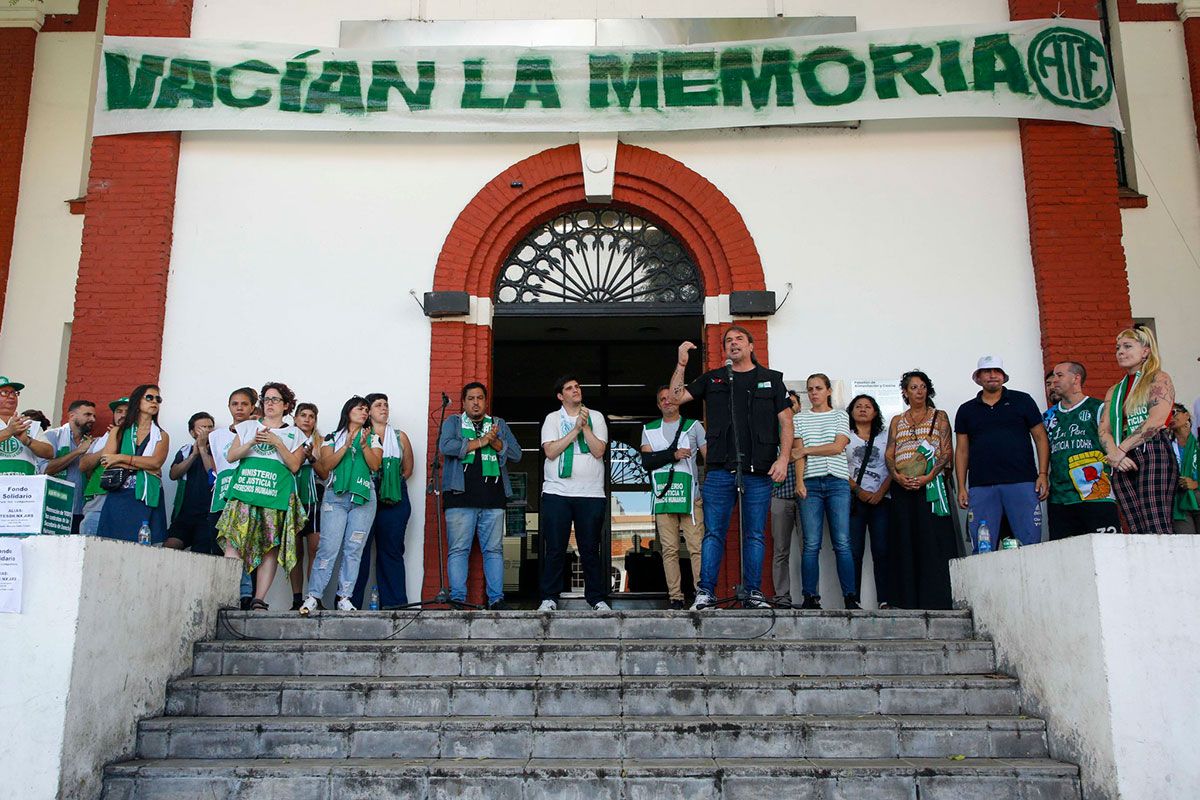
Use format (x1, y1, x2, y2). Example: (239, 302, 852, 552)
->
(0, 438, 21, 457)
(1028, 27, 1112, 109)
(252, 441, 276, 456)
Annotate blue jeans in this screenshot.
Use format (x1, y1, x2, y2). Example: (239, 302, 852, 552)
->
(307, 488, 377, 601)
(798, 474, 856, 598)
(849, 497, 890, 603)
(967, 482, 1041, 551)
(698, 469, 772, 596)
(445, 507, 506, 605)
(352, 489, 411, 608)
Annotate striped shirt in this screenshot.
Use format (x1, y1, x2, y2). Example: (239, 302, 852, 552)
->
(794, 409, 850, 479)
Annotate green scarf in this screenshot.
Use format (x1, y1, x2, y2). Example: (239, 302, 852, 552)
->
(917, 439, 950, 517)
(461, 414, 500, 479)
(121, 424, 162, 508)
(558, 410, 591, 479)
(171, 445, 190, 523)
(1174, 434, 1200, 519)
(1108, 371, 1145, 445)
(332, 429, 373, 505)
(378, 429, 406, 505)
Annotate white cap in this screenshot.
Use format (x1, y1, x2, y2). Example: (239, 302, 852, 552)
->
(973, 355, 1009, 384)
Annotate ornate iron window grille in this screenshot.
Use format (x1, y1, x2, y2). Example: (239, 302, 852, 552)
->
(609, 440, 650, 487)
(495, 208, 703, 316)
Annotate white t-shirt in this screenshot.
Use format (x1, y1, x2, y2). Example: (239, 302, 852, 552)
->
(640, 418, 707, 476)
(0, 417, 47, 473)
(847, 428, 890, 495)
(208, 427, 238, 476)
(541, 407, 609, 499)
(233, 420, 307, 462)
(794, 409, 851, 479)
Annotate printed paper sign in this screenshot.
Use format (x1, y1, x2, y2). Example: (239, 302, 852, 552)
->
(93, 19, 1123, 136)
(0, 540, 22, 613)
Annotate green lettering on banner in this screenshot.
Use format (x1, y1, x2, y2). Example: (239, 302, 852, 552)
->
(798, 47, 867, 106)
(936, 40, 970, 93)
(1027, 27, 1112, 109)
(972, 34, 1030, 94)
(104, 52, 166, 110)
(367, 61, 436, 111)
(662, 51, 719, 107)
(215, 59, 279, 109)
(461, 59, 507, 109)
(588, 53, 660, 109)
(304, 61, 365, 113)
(719, 48, 795, 109)
(869, 44, 939, 99)
(279, 59, 310, 112)
(505, 58, 561, 109)
(154, 59, 214, 109)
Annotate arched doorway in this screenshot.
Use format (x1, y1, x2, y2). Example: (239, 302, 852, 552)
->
(492, 206, 705, 604)
(423, 143, 772, 606)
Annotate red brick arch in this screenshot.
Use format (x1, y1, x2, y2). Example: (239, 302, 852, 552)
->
(423, 143, 771, 604)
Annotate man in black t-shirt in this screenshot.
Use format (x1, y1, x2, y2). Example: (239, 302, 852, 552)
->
(438, 382, 522, 610)
(670, 325, 794, 609)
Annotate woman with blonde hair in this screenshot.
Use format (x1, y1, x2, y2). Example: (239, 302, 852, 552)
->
(1098, 326, 1178, 533)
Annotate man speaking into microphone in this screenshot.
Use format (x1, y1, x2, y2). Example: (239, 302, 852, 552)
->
(669, 326, 794, 609)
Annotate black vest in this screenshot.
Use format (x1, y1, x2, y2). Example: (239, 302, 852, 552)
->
(700, 364, 784, 474)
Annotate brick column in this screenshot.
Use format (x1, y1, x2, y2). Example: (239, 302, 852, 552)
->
(1180, 2, 1200, 157)
(1010, 0, 1133, 392)
(63, 0, 193, 426)
(0, 20, 38, 338)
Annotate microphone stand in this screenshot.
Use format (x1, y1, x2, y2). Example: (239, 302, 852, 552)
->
(395, 392, 482, 611)
(708, 359, 788, 610)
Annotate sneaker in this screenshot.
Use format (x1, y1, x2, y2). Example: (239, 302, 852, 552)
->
(238, 596, 253, 611)
(844, 593, 861, 610)
(744, 590, 770, 609)
(878, 602, 892, 610)
(335, 596, 357, 612)
(537, 599, 558, 612)
(298, 596, 319, 617)
(592, 601, 613, 612)
(800, 594, 822, 610)
(690, 592, 716, 611)
(487, 600, 510, 611)
(668, 599, 685, 610)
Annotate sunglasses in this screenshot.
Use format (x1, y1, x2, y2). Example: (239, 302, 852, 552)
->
(143, 394, 164, 403)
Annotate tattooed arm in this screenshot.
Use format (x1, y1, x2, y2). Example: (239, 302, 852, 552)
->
(1118, 371, 1175, 453)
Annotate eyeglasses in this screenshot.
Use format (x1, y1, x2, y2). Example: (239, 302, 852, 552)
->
(143, 394, 164, 403)
(0, 389, 19, 398)
(263, 396, 286, 405)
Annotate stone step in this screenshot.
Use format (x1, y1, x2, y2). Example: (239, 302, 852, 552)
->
(137, 714, 1050, 761)
(166, 674, 1021, 718)
(214, 609, 975, 642)
(102, 757, 1082, 800)
(193, 637, 997, 678)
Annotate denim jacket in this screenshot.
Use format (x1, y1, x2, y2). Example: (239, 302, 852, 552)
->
(439, 414, 523, 499)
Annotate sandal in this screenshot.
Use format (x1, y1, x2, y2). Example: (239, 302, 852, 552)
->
(250, 599, 270, 612)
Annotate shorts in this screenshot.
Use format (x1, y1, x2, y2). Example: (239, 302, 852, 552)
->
(168, 511, 221, 555)
(300, 487, 324, 536)
(1047, 502, 1120, 540)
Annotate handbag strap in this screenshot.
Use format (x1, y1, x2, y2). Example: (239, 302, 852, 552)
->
(654, 421, 689, 501)
(854, 428, 878, 488)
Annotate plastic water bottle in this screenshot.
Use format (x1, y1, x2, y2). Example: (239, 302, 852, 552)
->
(369, 586, 380, 611)
(137, 520, 152, 546)
(976, 520, 992, 554)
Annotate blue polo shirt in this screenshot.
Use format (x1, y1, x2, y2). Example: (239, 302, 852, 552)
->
(954, 387, 1043, 487)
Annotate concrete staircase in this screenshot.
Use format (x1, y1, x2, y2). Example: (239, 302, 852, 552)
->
(101, 609, 1081, 799)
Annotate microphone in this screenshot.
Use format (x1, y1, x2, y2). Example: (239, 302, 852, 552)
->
(724, 358, 734, 379)
(440, 392, 450, 408)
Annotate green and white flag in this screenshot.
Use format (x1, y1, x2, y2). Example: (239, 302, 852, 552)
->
(94, 19, 1122, 136)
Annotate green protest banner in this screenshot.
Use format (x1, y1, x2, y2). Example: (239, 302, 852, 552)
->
(94, 19, 1121, 135)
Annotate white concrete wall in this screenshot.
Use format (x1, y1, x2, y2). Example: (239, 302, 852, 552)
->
(1116, 18, 1200, 409)
(0, 30, 97, 417)
(164, 0, 1033, 606)
(0, 536, 240, 800)
(951, 535, 1200, 800)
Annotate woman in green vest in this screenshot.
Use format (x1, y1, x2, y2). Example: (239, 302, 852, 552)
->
(216, 381, 309, 611)
(1099, 326, 1179, 533)
(299, 396, 382, 615)
(1169, 404, 1200, 533)
(289, 402, 323, 610)
(96, 384, 172, 543)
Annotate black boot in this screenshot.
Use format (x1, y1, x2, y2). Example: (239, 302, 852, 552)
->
(800, 594, 822, 610)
